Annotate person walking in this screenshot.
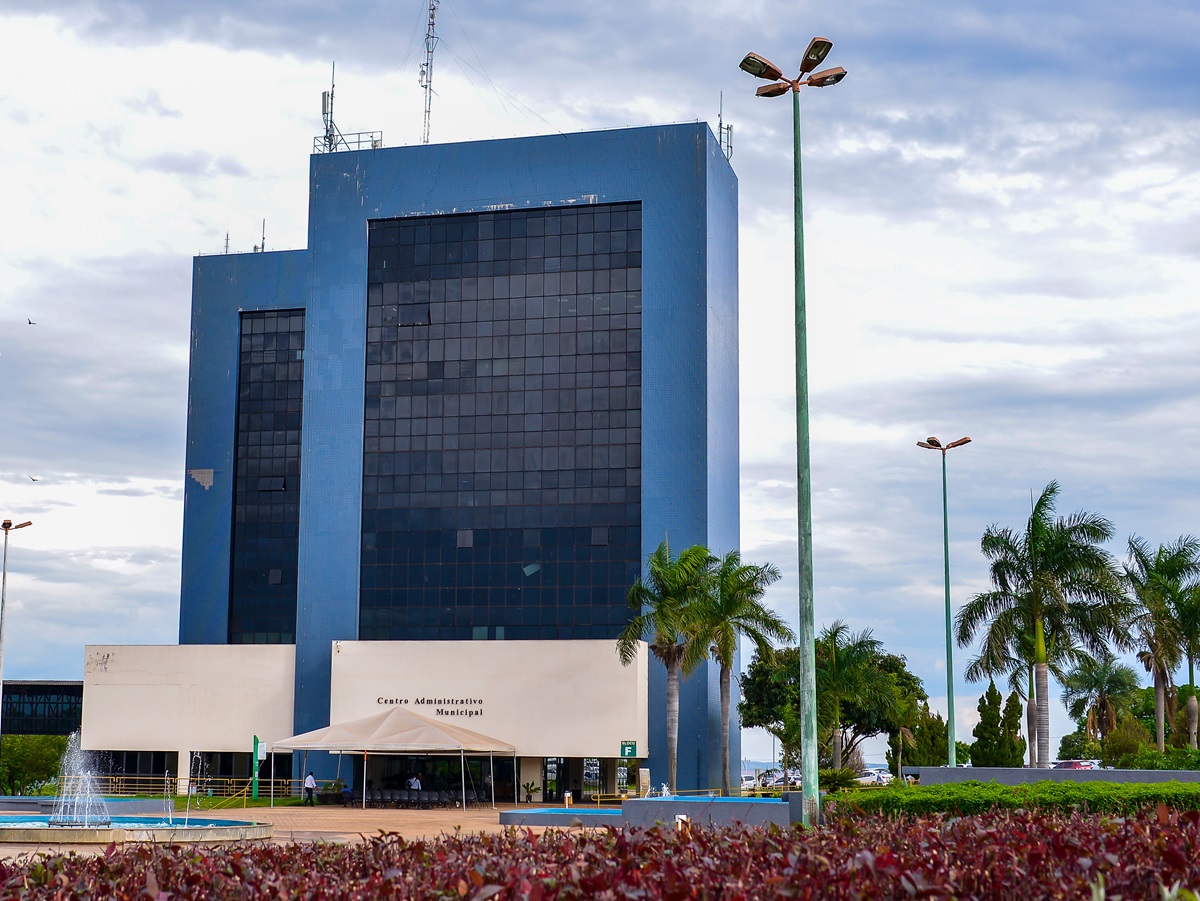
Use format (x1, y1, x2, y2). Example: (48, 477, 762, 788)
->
(304, 771, 317, 806)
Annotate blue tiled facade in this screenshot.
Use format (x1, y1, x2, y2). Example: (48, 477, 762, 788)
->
(181, 123, 739, 791)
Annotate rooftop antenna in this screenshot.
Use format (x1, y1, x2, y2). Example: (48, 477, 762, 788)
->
(718, 92, 734, 160)
(419, 0, 440, 144)
(253, 220, 266, 253)
(224, 232, 230, 254)
(322, 63, 345, 152)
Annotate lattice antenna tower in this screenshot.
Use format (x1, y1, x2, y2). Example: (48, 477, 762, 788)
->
(718, 92, 733, 160)
(322, 63, 346, 152)
(419, 0, 440, 144)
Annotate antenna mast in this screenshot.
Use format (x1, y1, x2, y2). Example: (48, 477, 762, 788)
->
(718, 92, 733, 160)
(419, 0, 440, 144)
(322, 63, 343, 152)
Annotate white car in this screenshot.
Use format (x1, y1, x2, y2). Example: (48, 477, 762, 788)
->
(854, 768, 893, 786)
(740, 774, 757, 790)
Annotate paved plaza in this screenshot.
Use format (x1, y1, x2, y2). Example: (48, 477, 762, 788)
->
(0, 800, 537, 858)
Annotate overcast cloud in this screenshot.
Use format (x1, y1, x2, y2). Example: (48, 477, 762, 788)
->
(2, 0, 1198, 762)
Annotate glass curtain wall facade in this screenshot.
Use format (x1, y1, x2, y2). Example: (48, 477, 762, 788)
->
(228, 310, 306, 644)
(361, 203, 643, 640)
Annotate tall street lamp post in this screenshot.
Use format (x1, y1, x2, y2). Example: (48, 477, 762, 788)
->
(916, 437, 971, 766)
(739, 38, 846, 827)
(0, 519, 33, 750)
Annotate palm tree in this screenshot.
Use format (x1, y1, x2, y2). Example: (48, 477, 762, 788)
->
(963, 614, 1089, 767)
(816, 621, 899, 770)
(688, 550, 792, 795)
(956, 481, 1129, 768)
(616, 540, 713, 793)
(1059, 649, 1141, 742)
(1168, 584, 1200, 748)
(1124, 535, 1200, 750)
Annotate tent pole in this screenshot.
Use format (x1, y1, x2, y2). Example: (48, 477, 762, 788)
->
(303, 750, 308, 800)
(513, 753, 517, 807)
(460, 750, 466, 811)
(270, 749, 275, 808)
(490, 751, 495, 809)
(335, 752, 342, 785)
(363, 751, 368, 809)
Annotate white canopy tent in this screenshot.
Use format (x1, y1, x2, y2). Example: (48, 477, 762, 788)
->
(270, 706, 517, 809)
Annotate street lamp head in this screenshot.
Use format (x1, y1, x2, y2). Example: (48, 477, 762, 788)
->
(924, 437, 942, 448)
(806, 66, 847, 88)
(799, 37, 834, 74)
(916, 441, 937, 450)
(1, 521, 32, 532)
(755, 82, 792, 98)
(739, 52, 784, 82)
(946, 437, 972, 449)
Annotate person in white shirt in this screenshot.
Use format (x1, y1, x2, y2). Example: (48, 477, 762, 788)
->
(304, 772, 317, 806)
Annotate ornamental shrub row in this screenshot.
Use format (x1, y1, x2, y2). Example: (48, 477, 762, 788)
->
(3, 808, 1200, 898)
(828, 778, 1200, 818)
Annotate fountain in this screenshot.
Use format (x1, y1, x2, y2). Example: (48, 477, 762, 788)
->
(48, 733, 111, 827)
(0, 733, 271, 844)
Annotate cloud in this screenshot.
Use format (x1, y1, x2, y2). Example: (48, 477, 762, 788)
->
(135, 150, 251, 178)
(1, 1, 1198, 760)
(120, 89, 181, 118)
(0, 252, 189, 481)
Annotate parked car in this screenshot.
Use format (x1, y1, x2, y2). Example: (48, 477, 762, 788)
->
(740, 774, 758, 790)
(763, 771, 801, 789)
(854, 768, 893, 786)
(1052, 759, 1099, 770)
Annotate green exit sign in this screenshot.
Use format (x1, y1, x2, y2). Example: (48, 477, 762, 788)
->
(620, 741, 637, 758)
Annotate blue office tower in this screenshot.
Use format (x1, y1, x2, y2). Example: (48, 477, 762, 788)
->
(180, 123, 739, 791)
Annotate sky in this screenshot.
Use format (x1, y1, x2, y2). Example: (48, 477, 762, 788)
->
(2, 0, 1200, 765)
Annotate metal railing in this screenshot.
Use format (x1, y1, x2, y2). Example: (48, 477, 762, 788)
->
(312, 131, 384, 153)
(91, 775, 299, 799)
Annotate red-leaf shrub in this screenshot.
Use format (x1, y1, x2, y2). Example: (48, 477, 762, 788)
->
(0, 808, 1197, 898)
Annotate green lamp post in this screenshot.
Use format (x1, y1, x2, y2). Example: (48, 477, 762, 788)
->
(739, 38, 846, 827)
(917, 436, 971, 767)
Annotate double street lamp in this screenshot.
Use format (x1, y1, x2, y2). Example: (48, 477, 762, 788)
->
(0, 519, 33, 749)
(738, 37, 846, 827)
(916, 437, 971, 767)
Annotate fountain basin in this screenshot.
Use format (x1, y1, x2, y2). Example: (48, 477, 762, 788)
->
(0, 815, 272, 845)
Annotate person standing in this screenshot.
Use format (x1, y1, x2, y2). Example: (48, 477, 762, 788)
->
(304, 772, 317, 806)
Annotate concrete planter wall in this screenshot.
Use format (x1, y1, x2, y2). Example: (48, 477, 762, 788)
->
(915, 767, 1200, 786)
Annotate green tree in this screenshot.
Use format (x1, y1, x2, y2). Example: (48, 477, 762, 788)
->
(970, 681, 1026, 767)
(740, 644, 921, 770)
(956, 481, 1129, 768)
(1057, 730, 1102, 762)
(887, 701, 947, 769)
(617, 540, 712, 792)
(817, 621, 900, 770)
(688, 549, 791, 795)
(1166, 586, 1200, 748)
(1000, 689, 1028, 765)
(1124, 535, 1200, 751)
(1101, 713, 1152, 768)
(0, 734, 68, 796)
(969, 681, 1003, 766)
(1060, 649, 1141, 743)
